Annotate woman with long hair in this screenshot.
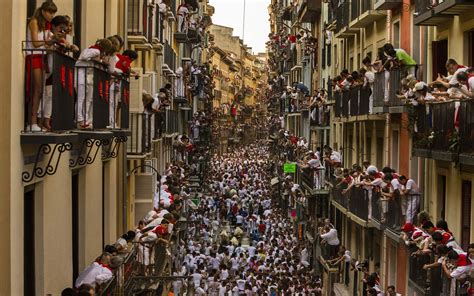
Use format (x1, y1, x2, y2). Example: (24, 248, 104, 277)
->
(25, 1, 57, 131)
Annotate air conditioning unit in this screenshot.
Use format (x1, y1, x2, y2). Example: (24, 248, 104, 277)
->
(129, 68, 143, 112)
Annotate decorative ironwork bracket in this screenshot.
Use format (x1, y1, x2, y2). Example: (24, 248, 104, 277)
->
(22, 143, 73, 183)
(69, 139, 103, 168)
(101, 136, 128, 160)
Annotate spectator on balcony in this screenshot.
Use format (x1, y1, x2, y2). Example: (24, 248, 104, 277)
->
(398, 175, 420, 223)
(456, 69, 474, 99)
(383, 43, 417, 76)
(75, 38, 115, 129)
(25, 0, 57, 132)
(177, 3, 190, 32)
(75, 252, 114, 289)
(442, 250, 472, 284)
(114, 230, 136, 253)
(359, 68, 375, 114)
(108, 49, 137, 128)
(320, 225, 340, 258)
(37, 15, 78, 131)
(386, 285, 401, 296)
(434, 59, 468, 90)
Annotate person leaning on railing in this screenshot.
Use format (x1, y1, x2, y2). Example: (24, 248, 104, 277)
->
(75, 38, 115, 129)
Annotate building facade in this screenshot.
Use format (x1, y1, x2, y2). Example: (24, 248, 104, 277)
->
(267, 0, 474, 295)
(0, 0, 213, 294)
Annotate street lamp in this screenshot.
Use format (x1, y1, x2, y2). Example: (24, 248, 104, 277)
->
(129, 164, 162, 209)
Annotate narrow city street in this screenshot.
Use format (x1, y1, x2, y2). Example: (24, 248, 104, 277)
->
(167, 141, 322, 295)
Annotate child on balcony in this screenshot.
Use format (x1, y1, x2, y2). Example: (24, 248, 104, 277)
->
(75, 39, 115, 129)
(25, 1, 57, 132)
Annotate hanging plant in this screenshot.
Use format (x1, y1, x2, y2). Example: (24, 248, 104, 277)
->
(448, 130, 460, 154)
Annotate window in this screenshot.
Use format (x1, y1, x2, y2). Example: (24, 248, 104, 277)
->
(393, 21, 400, 48)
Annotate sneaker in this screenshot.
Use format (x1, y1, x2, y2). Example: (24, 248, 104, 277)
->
(27, 124, 43, 132)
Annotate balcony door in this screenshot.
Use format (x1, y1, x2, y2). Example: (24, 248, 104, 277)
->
(461, 180, 472, 250)
(24, 187, 35, 296)
(432, 40, 448, 80)
(468, 31, 474, 67)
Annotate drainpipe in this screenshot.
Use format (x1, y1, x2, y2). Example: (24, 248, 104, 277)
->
(384, 10, 392, 167)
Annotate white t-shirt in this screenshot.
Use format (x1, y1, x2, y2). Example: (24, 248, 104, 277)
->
(391, 179, 402, 191)
(237, 279, 246, 290)
(307, 158, 322, 168)
(330, 151, 342, 163)
(406, 179, 419, 195)
(320, 228, 340, 246)
(449, 67, 468, 85)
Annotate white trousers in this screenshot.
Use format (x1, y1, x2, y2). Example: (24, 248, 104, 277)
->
(405, 195, 420, 223)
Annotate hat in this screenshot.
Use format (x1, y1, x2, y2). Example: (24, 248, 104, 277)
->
(413, 81, 427, 92)
(402, 222, 415, 232)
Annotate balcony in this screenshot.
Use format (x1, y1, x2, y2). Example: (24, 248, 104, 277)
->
(165, 109, 179, 135)
(22, 48, 130, 145)
(414, 0, 474, 26)
(163, 42, 176, 74)
(298, 165, 330, 195)
(350, 0, 387, 28)
(374, 0, 402, 10)
(174, 28, 202, 44)
(413, 100, 474, 165)
(333, 86, 373, 120)
(128, 112, 153, 155)
(372, 68, 407, 114)
(127, 0, 154, 47)
(334, 1, 359, 37)
(297, 0, 321, 23)
(412, 101, 456, 161)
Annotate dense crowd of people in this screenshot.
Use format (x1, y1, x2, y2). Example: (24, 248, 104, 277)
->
(172, 143, 323, 295)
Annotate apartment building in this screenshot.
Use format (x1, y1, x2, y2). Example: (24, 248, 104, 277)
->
(0, 0, 213, 294)
(268, 0, 474, 295)
(208, 24, 267, 150)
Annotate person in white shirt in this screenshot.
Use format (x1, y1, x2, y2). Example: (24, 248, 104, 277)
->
(75, 253, 113, 288)
(398, 175, 420, 223)
(75, 39, 114, 128)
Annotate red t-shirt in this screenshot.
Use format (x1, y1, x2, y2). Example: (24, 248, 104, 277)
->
(152, 225, 168, 236)
(457, 254, 472, 267)
(115, 54, 132, 73)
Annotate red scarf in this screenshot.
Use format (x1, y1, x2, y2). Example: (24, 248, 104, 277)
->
(45, 21, 52, 31)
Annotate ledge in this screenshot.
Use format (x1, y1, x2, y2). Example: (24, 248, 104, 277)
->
(75, 130, 114, 141)
(331, 199, 348, 215)
(412, 148, 432, 158)
(21, 132, 79, 145)
(459, 154, 474, 166)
